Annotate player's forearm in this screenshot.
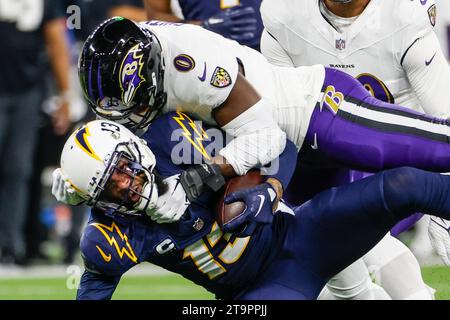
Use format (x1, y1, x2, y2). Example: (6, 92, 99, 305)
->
(211, 155, 237, 177)
(44, 18, 70, 95)
(403, 32, 450, 118)
(218, 98, 287, 176)
(262, 139, 298, 192)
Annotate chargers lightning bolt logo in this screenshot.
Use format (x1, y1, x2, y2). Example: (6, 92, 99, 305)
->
(75, 126, 101, 161)
(91, 222, 138, 263)
(173, 112, 211, 160)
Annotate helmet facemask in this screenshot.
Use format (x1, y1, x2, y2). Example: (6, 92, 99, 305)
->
(89, 141, 158, 218)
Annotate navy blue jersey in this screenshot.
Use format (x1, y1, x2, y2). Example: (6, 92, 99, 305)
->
(76, 113, 450, 300)
(79, 200, 287, 299)
(177, 0, 263, 50)
(77, 112, 295, 299)
(0, 0, 65, 94)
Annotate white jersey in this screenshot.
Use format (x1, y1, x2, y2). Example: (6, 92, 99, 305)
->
(140, 21, 325, 148)
(435, 0, 450, 60)
(261, 0, 450, 117)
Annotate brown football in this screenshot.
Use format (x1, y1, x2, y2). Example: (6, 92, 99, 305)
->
(216, 170, 263, 228)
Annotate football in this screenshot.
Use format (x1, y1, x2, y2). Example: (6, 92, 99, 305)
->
(216, 170, 263, 228)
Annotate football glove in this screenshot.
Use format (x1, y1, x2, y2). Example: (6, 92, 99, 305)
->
(180, 163, 225, 202)
(428, 216, 450, 266)
(201, 5, 258, 47)
(152, 174, 190, 223)
(222, 183, 277, 237)
(51, 168, 86, 205)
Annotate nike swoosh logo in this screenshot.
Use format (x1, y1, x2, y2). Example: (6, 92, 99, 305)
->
(96, 245, 112, 262)
(254, 195, 265, 217)
(425, 52, 436, 66)
(198, 62, 207, 82)
(311, 133, 319, 150)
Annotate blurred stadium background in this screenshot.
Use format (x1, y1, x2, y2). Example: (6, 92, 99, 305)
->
(0, 0, 449, 300)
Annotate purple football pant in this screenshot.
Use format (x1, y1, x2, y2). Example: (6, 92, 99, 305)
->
(305, 67, 450, 172)
(286, 67, 449, 234)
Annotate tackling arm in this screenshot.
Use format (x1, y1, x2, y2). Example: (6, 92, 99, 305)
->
(213, 74, 287, 177)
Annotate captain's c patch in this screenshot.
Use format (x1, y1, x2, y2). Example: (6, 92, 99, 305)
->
(210, 67, 232, 88)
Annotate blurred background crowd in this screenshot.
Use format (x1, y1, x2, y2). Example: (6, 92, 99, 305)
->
(0, 0, 449, 268)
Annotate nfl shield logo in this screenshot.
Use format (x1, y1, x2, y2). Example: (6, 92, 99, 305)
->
(335, 39, 346, 50)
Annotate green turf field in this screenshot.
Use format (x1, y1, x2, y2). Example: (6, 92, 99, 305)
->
(0, 266, 447, 300)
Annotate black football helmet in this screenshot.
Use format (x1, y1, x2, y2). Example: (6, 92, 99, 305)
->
(78, 17, 167, 130)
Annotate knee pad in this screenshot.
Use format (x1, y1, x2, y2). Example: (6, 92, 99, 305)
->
(364, 234, 434, 300)
(321, 259, 390, 300)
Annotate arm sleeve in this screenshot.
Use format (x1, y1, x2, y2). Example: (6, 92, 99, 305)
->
(219, 98, 287, 176)
(402, 31, 450, 118)
(260, 29, 295, 67)
(76, 270, 121, 300)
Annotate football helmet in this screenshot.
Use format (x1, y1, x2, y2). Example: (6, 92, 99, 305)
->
(60, 120, 158, 217)
(78, 17, 166, 130)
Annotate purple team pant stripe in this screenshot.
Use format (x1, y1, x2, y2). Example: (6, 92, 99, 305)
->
(337, 109, 450, 143)
(307, 106, 450, 173)
(345, 95, 448, 125)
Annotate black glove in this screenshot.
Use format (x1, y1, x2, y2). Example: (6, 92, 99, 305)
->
(180, 163, 226, 201)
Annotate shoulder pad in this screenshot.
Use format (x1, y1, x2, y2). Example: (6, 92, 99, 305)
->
(392, 0, 436, 30)
(261, 0, 298, 34)
(80, 220, 139, 277)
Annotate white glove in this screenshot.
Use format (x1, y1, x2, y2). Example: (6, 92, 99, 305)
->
(51, 168, 86, 205)
(151, 174, 190, 224)
(428, 215, 450, 266)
